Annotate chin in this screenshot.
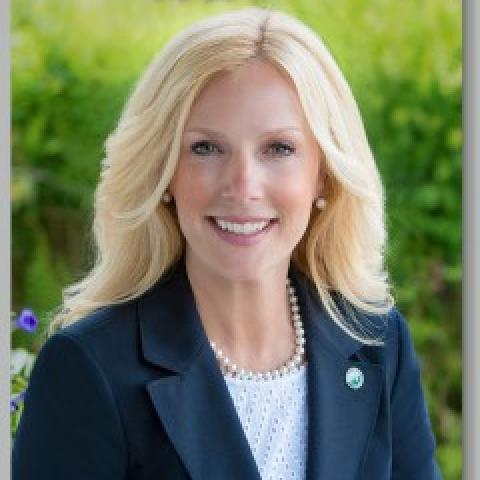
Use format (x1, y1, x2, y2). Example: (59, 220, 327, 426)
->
(185, 242, 292, 283)
(206, 254, 290, 284)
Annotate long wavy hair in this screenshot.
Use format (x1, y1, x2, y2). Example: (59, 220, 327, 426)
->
(50, 7, 393, 343)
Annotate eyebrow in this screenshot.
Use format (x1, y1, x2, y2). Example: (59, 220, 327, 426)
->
(184, 127, 303, 138)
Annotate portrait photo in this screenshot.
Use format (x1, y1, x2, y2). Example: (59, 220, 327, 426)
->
(10, 1, 461, 478)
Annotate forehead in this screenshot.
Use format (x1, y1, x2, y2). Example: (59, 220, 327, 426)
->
(185, 59, 310, 133)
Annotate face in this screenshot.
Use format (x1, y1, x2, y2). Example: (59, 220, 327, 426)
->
(169, 59, 324, 282)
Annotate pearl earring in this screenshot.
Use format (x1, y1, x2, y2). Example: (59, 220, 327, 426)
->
(315, 197, 327, 210)
(162, 192, 172, 203)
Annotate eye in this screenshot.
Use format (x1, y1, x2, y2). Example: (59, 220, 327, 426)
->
(190, 141, 222, 156)
(266, 142, 296, 157)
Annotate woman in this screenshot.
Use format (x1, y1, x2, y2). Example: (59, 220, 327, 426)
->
(12, 7, 442, 480)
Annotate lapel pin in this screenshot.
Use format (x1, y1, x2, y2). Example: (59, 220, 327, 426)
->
(346, 366, 364, 390)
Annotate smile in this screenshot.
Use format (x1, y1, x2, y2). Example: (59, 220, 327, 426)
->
(214, 218, 270, 234)
(207, 216, 278, 246)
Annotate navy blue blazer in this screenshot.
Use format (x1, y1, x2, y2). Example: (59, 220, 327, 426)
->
(12, 260, 442, 479)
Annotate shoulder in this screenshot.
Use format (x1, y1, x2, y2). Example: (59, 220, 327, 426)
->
(56, 289, 147, 353)
(40, 298, 142, 384)
(60, 299, 137, 341)
(381, 306, 422, 395)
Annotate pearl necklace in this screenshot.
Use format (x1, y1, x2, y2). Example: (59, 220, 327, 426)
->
(209, 277, 306, 381)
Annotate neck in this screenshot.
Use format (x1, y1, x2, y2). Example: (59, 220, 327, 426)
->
(185, 255, 295, 372)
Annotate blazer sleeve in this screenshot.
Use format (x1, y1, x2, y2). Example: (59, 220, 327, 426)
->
(12, 332, 129, 480)
(390, 309, 443, 479)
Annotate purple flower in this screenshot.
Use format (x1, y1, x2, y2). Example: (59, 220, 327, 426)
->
(15, 309, 38, 333)
(10, 390, 26, 413)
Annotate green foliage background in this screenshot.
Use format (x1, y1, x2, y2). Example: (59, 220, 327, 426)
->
(11, 0, 462, 477)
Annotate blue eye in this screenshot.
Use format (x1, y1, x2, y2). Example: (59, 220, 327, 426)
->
(267, 142, 296, 156)
(191, 141, 222, 155)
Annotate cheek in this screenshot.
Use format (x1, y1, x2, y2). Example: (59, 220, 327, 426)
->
(171, 165, 216, 216)
(277, 170, 316, 206)
(272, 173, 315, 229)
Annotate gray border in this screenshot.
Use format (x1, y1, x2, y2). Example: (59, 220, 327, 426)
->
(464, 0, 479, 478)
(1, 0, 10, 477)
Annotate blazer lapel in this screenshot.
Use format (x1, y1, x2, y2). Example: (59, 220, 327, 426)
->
(291, 271, 385, 480)
(139, 260, 262, 480)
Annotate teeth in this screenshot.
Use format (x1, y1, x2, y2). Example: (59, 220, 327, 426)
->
(214, 218, 270, 234)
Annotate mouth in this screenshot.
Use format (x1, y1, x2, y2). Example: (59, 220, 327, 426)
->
(206, 216, 279, 245)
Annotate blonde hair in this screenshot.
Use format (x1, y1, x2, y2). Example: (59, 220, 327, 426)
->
(49, 7, 393, 343)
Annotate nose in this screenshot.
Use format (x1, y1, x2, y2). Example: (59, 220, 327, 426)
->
(221, 151, 263, 202)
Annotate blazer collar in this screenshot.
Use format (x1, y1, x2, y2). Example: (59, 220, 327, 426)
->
(139, 259, 386, 480)
(139, 258, 207, 374)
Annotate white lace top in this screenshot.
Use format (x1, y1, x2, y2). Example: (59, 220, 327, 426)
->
(224, 363, 308, 480)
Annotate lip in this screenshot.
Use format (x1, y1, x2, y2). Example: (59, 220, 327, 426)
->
(209, 215, 277, 223)
(207, 217, 278, 246)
